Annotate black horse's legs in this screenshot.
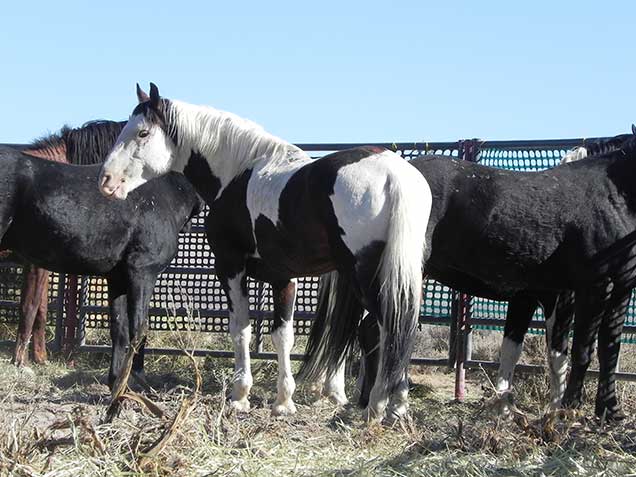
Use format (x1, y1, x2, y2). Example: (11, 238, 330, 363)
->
(595, 292, 629, 420)
(270, 279, 298, 416)
(562, 288, 605, 409)
(126, 272, 155, 382)
(357, 312, 380, 409)
(107, 276, 129, 389)
(544, 291, 574, 409)
(495, 296, 537, 400)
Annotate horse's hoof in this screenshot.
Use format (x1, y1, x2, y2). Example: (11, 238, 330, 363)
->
(385, 407, 409, 426)
(363, 407, 384, 425)
(492, 392, 515, 418)
(325, 391, 348, 406)
(228, 398, 251, 413)
(19, 366, 36, 377)
(271, 400, 297, 417)
(596, 406, 626, 423)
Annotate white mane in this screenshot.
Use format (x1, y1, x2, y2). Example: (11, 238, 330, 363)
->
(561, 146, 588, 164)
(167, 100, 309, 184)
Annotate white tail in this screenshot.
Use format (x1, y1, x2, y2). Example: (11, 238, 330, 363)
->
(375, 168, 431, 396)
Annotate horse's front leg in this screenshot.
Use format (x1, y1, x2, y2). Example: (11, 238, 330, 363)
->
(217, 258, 252, 412)
(107, 276, 129, 390)
(270, 279, 297, 416)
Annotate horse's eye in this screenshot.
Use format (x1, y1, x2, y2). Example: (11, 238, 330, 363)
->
(138, 130, 150, 138)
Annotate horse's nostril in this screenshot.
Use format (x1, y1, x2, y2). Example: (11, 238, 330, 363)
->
(100, 173, 113, 188)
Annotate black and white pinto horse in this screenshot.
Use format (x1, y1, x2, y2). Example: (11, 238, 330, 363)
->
(0, 120, 201, 389)
(98, 84, 431, 422)
(305, 130, 636, 420)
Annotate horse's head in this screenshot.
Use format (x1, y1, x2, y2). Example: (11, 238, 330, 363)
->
(99, 83, 178, 199)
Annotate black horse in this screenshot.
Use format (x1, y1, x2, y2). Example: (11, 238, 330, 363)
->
(5, 120, 126, 367)
(0, 125, 201, 388)
(305, 131, 636, 420)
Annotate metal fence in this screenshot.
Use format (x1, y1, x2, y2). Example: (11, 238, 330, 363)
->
(2, 137, 636, 398)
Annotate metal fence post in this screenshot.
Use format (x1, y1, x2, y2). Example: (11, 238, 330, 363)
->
(253, 281, 265, 353)
(453, 139, 480, 401)
(62, 275, 79, 356)
(454, 293, 471, 401)
(52, 273, 66, 353)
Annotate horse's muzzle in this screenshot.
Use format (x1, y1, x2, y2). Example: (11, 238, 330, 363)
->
(99, 173, 125, 199)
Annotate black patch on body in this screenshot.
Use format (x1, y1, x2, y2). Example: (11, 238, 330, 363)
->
(183, 150, 221, 204)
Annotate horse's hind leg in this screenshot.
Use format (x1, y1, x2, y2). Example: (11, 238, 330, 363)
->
(544, 291, 574, 410)
(14, 265, 49, 367)
(357, 311, 380, 408)
(31, 269, 50, 364)
(270, 279, 297, 416)
(562, 288, 605, 410)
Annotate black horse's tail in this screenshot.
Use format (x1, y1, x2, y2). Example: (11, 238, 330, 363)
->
(299, 271, 364, 384)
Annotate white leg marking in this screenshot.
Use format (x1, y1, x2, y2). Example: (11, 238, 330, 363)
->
(271, 317, 297, 416)
(545, 308, 568, 409)
(228, 271, 252, 412)
(496, 336, 523, 417)
(496, 337, 523, 395)
(386, 372, 409, 423)
(323, 360, 348, 406)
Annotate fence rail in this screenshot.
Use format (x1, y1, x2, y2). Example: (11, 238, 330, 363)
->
(1, 135, 635, 399)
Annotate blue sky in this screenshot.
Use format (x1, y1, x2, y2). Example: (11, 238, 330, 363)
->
(2, 1, 635, 144)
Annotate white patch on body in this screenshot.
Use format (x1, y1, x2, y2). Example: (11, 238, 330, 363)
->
(245, 153, 313, 255)
(329, 153, 393, 256)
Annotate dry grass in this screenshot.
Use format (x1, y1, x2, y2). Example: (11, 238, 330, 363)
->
(1, 336, 636, 477)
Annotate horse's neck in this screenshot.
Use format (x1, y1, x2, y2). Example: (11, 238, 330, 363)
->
(175, 105, 308, 189)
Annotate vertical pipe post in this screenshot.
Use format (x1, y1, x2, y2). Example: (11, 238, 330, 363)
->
(254, 280, 265, 353)
(63, 275, 79, 356)
(453, 139, 479, 401)
(52, 273, 66, 353)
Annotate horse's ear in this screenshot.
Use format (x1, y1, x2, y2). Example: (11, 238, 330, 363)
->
(631, 123, 636, 135)
(149, 82, 161, 110)
(136, 83, 150, 103)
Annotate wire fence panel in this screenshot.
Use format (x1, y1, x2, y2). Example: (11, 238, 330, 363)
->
(2, 137, 636, 355)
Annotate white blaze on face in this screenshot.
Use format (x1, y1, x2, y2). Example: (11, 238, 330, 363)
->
(99, 113, 176, 199)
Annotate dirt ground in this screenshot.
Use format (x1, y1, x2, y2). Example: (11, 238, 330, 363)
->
(1, 340, 636, 477)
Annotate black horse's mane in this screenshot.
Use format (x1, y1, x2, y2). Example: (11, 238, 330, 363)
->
(30, 120, 125, 165)
(583, 132, 636, 158)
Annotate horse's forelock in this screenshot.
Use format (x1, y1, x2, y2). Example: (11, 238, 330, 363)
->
(131, 99, 178, 145)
